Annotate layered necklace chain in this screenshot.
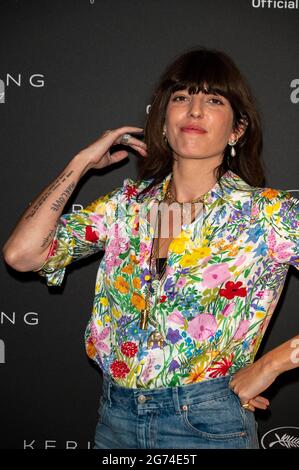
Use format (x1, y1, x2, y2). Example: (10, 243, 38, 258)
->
(140, 175, 207, 349)
(164, 178, 206, 206)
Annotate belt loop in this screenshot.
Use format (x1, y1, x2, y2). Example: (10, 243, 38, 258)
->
(172, 386, 181, 415)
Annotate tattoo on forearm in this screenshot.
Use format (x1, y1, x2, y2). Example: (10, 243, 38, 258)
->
(50, 181, 76, 212)
(25, 170, 74, 219)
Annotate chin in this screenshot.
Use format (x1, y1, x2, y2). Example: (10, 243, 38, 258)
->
(177, 150, 206, 159)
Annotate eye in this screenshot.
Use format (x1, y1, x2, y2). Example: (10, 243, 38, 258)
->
(172, 94, 189, 102)
(208, 97, 224, 105)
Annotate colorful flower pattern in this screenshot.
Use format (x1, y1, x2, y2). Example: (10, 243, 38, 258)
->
(37, 170, 299, 388)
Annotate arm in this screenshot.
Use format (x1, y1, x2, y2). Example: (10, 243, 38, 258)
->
(230, 190, 299, 410)
(260, 335, 299, 375)
(2, 125, 146, 273)
(229, 336, 299, 411)
(2, 152, 92, 272)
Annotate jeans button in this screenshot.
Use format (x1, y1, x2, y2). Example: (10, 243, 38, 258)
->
(138, 395, 147, 404)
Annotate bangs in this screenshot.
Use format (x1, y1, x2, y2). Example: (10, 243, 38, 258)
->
(165, 53, 235, 101)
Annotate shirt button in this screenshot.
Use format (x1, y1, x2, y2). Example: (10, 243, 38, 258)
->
(181, 404, 188, 411)
(138, 395, 147, 404)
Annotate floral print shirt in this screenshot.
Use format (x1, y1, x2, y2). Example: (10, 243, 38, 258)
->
(36, 170, 299, 389)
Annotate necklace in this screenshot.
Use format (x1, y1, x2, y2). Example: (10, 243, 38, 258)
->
(139, 208, 165, 348)
(139, 175, 208, 350)
(164, 177, 206, 205)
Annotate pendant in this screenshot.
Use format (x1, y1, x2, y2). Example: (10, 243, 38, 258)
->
(140, 308, 149, 330)
(147, 329, 165, 349)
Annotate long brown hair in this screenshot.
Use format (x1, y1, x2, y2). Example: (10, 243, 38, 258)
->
(137, 47, 265, 197)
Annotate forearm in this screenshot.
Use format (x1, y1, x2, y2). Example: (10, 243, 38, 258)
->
(2, 151, 92, 271)
(260, 334, 299, 376)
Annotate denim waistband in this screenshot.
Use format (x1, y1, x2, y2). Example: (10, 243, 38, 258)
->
(101, 374, 234, 415)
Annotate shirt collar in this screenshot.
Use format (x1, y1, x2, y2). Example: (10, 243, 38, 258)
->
(138, 169, 253, 215)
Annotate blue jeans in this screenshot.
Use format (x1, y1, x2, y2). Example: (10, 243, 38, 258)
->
(94, 374, 260, 449)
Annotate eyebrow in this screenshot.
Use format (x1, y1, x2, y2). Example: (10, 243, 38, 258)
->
(172, 90, 226, 98)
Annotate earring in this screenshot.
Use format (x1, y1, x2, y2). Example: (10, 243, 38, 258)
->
(162, 128, 167, 143)
(228, 140, 237, 157)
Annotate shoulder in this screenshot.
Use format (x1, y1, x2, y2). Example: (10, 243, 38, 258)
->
(87, 176, 154, 217)
(252, 186, 298, 207)
(225, 172, 298, 207)
(120, 176, 153, 203)
(250, 186, 299, 229)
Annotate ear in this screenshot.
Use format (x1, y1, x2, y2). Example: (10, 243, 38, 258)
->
(229, 116, 248, 143)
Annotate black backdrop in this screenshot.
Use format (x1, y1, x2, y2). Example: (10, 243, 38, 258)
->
(1, 0, 299, 450)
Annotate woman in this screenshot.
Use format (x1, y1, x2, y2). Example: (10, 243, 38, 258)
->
(3, 48, 299, 449)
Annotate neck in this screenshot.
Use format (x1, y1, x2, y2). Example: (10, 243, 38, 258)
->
(171, 157, 220, 203)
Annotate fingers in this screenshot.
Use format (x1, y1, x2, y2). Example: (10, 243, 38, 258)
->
(241, 395, 270, 412)
(102, 127, 144, 143)
(253, 395, 270, 407)
(244, 402, 256, 412)
(108, 150, 129, 163)
(118, 134, 147, 150)
(130, 144, 147, 157)
(104, 126, 144, 135)
(117, 126, 144, 133)
(112, 126, 144, 143)
(107, 128, 147, 156)
(116, 131, 147, 157)
(248, 396, 270, 410)
(122, 136, 147, 149)
(101, 127, 148, 159)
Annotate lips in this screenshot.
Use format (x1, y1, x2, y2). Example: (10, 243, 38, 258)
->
(181, 126, 207, 134)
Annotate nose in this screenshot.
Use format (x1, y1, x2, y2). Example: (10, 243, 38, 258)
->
(188, 95, 204, 118)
